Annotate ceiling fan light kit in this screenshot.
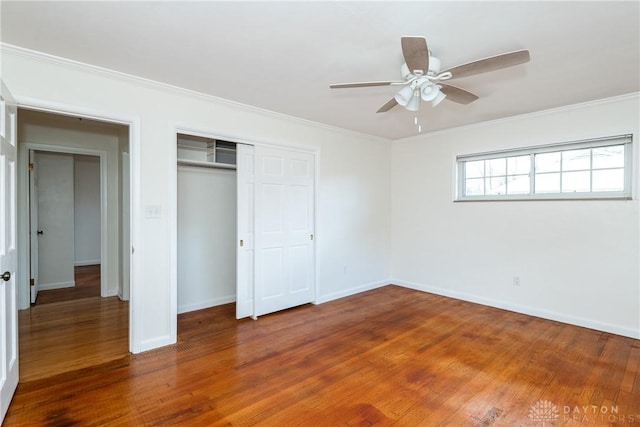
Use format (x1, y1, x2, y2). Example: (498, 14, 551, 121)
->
(405, 92, 421, 112)
(394, 86, 415, 107)
(420, 83, 439, 101)
(431, 89, 447, 107)
(330, 36, 530, 117)
(394, 81, 446, 112)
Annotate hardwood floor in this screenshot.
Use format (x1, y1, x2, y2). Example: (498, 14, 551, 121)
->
(35, 264, 101, 305)
(17, 296, 129, 383)
(5, 286, 639, 426)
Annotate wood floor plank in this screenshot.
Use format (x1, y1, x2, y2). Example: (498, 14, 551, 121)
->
(34, 264, 101, 305)
(5, 285, 639, 426)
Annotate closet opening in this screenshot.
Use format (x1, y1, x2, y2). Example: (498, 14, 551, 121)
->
(176, 133, 237, 315)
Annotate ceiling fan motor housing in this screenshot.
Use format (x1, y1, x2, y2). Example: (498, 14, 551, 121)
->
(401, 56, 442, 79)
(428, 56, 442, 75)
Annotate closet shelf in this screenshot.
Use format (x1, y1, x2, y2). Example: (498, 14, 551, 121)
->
(177, 133, 237, 167)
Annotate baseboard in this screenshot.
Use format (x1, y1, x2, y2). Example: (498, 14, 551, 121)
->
(136, 335, 175, 354)
(103, 288, 119, 298)
(393, 279, 640, 339)
(177, 295, 236, 314)
(74, 260, 100, 267)
(315, 280, 388, 305)
(39, 280, 75, 291)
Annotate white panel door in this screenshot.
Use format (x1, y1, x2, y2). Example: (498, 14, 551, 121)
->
(254, 146, 314, 317)
(0, 81, 19, 423)
(28, 150, 40, 303)
(236, 144, 254, 319)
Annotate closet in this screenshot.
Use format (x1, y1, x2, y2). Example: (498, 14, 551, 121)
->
(177, 133, 316, 318)
(176, 134, 237, 313)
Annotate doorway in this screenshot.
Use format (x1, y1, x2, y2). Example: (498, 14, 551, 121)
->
(176, 133, 237, 314)
(30, 151, 102, 305)
(16, 108, 131, 380)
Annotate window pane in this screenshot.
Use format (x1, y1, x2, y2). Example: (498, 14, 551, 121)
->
(485, 176, 506, 195)
(486, 158, 506, 177)
(593, 145, 624, 169)
(465, 160, 485, 178)
(562, 149, 591, 171)
(535, 172, 560, 193)
(562, 171, 590, 192)
(507, 155, 530, 175)
(465, 178, 484, 195)
(535, 152, 561, 173)
(507, 175, 530, 194)
(592, 169, 624, 192)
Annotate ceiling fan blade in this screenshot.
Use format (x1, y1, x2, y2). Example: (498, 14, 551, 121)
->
(439, 84, 479, 104)
(330, 81, 400, 89)
(443, 49, 530, 80)
(401, 36, 429, 74)
(376, 98, 398, 113)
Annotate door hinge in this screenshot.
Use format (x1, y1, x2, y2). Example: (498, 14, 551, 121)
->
(29, 162, 34, 172)
(310, 234, 314, 241)
(239, 239, 244, 247)
(30, 277, 35, 286)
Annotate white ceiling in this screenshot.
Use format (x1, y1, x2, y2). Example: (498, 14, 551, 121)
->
(2, 1, 639, 140)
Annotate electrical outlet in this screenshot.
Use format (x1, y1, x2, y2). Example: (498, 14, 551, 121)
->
(513, 276, 521, 286)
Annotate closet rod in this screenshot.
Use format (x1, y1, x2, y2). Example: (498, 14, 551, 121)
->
(177, 160, 236, 170)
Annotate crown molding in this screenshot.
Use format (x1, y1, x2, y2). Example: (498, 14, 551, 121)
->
(1, 43, 389, 143)
(395, 92, 640, 143)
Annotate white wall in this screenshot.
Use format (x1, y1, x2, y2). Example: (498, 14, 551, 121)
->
(17, 109, 125, 299)
(391, 94, 640, 338)
(177, 166, 236, 313)
(74, 154, 101, 265)
(2, 46, 392, 352)
(35, 151, 75, 289)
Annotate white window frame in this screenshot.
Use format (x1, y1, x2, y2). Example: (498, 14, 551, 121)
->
(456, 134, 633, 201)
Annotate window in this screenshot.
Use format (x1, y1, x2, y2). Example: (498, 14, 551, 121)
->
(457, 135, 632, 200)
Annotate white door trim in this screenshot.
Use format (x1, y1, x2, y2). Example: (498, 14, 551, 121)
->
(13, 97, 141, 354)
(22, 143, 108, 298)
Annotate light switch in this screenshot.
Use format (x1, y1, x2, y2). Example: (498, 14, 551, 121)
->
(145, 205, 162, 219)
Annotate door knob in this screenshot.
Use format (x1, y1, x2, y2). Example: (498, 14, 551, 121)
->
(37, 230, 43, 235)
(1, 271, 10, 282)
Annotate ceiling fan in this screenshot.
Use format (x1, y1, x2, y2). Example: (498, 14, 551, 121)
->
(330, 36, 530, 113)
